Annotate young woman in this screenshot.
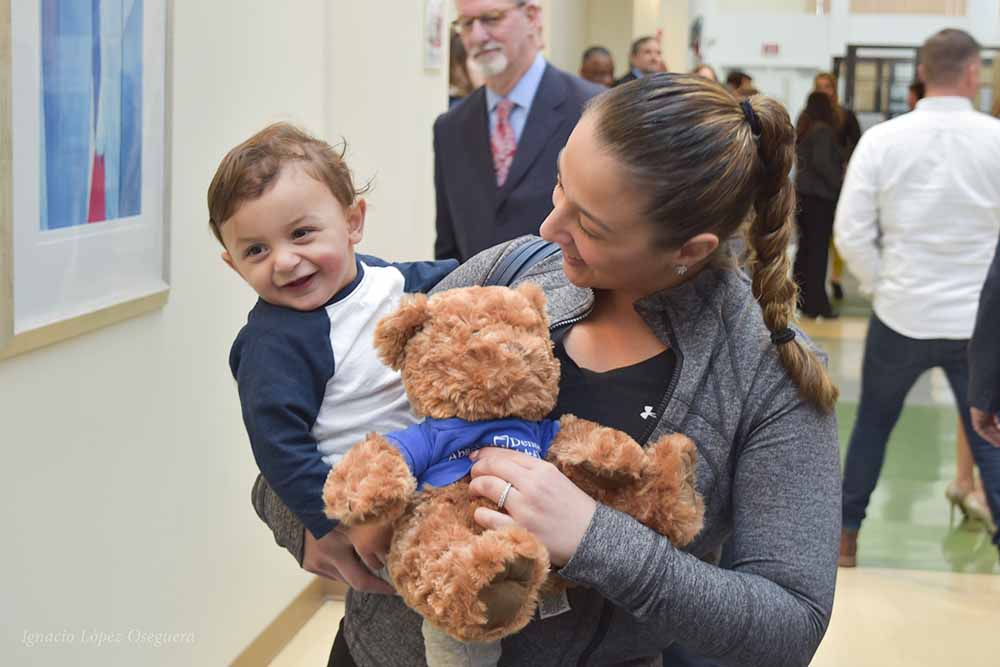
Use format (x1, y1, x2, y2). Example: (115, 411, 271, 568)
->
(793, 92, 845, 319)
(813, 72, 860, 301)
(254, 74, 841, 667)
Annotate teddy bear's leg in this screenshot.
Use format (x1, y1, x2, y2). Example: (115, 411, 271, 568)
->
(548, 415, 647, 493)
(422, 620, 501, 667)
(388, 483, 549, 643)
(605, 432, 705, 547)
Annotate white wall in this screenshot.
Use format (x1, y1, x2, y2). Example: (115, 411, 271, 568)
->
(326, 3, 448, 261)
(2, 1, 445, 665)
(633, 0, 662, 36)
(588, 0, 638, 77)
(543, 0, 591, 75)
(662, 0, 693, 73)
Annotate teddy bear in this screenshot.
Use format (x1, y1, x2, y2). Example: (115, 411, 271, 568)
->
(322, 283, 704, 643)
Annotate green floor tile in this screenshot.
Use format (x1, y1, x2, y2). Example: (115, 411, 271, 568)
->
(835, 402, 998, 573)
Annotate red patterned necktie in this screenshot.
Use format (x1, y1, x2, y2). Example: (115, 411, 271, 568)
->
(491, 99, 517, 187)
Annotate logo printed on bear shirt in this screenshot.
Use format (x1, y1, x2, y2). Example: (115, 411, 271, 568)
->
(493, 434, 542, 457)
(444, 432, 544, 463)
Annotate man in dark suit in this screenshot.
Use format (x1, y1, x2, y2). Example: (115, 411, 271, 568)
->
(434, 0, 603, 262)
(613, 35, 663, 87)
(969, 235, 1000, 447)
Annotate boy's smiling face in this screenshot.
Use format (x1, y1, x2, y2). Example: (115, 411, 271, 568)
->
(220, 163, 365, 311)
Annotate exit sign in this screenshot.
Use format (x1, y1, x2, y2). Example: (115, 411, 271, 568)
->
(761, 43, 780, 56)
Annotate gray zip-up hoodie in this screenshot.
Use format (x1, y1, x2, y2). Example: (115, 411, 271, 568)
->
(251, 236, 841, 667)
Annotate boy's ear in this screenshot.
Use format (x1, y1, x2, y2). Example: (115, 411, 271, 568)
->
(374, 294, 430, 369)
(221, 250, 239, 274)
(347, 199, 366, 246)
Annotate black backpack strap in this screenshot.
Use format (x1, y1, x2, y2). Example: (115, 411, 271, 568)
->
(484, 238, 560, 287)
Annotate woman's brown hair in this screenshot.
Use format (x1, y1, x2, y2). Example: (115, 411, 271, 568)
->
(589, 74, 838, 412)
(813, 72, 844, 128)
(796, 91, 837, 144)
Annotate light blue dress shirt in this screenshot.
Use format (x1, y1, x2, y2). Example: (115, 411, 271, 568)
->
(485, 52, 547, 144)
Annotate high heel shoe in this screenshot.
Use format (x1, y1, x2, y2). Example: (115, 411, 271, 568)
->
(945, 482, 998, 534)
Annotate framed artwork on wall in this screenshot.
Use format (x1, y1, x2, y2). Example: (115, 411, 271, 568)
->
(1, 0, 170, 360)
(424, 0, 446, 70)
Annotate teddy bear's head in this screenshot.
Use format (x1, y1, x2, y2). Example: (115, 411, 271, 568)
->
(374, 283, 560, 422)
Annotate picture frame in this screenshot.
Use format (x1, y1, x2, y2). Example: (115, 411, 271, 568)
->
(424, 0, 446, 71)
(1, 0, 170, 360)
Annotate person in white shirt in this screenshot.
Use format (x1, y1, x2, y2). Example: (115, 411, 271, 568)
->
(835, 28, 1000, 567)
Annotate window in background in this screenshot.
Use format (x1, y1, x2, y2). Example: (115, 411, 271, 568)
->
(849, 0, 966, 15)
(719, 0, 829, 14)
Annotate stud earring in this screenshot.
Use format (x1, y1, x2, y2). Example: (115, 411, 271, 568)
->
(674, 264, 688, 276)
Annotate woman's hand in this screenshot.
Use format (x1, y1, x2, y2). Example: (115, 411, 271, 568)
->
(971, 407, 1000, 447)
(302, 529, 395, 595)
(468, 448, 597, 566)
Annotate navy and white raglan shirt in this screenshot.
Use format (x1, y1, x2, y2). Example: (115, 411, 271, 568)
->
(229, 255, 457, 539)
(384, 417, 561, 489)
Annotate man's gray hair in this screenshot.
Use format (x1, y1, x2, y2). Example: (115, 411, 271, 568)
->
(920, 28, 981, 85)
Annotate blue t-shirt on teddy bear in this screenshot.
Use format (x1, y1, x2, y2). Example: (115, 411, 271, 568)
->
(384, 417, 560, 489)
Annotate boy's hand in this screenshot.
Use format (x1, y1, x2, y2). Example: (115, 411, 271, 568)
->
(343, 522, 394, 574)
(302, 530, 395, 595)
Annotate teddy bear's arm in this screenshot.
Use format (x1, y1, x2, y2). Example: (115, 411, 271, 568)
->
(547, 416, 705, 547)
(547, 415, 647, 488)
(323, 433, 417, 526)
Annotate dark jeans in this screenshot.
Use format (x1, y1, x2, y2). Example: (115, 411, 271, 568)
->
(842, 315, 1000, 548)
(662, 644, 721, 666)
(793, 193, 837, 316)
(328, 618, 356, 667)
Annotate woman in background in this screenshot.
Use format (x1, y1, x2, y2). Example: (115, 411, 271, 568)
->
(945, 67, 1000, 535)
(813, 72, 860, 301)
(793, 92, 844, 319)
(448, 32, 476, 108)
(691, 63, 718, 82)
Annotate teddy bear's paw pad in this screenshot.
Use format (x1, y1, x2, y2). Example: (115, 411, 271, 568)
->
(479, 555, 537, 629)
(550, 420, 646, 486)
(566, 460, 642, 489)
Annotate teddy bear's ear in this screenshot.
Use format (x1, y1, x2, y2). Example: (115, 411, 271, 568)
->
(516, 282, 548, 324)
(374, 294, 430, 369)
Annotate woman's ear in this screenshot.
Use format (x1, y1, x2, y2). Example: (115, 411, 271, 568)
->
(374, 294, 430, 369)
(679, 232, 720, 266)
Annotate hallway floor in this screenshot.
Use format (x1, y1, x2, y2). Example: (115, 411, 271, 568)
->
(272, 313, 999, 666)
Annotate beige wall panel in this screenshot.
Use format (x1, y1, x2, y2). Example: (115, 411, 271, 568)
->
(542, 0, 591, 75)
(587, 0, 636, 80)
(849, 0, 966, 14)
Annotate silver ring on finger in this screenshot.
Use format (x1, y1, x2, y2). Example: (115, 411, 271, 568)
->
(497, 481, 514, 511)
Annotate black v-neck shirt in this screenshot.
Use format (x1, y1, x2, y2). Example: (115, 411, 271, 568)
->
(550, 340, 676, 446)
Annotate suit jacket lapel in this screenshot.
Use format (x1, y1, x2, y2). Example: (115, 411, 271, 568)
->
(462, 88, 497, 205)
(455, 89, 500, 253)
(496, 65, 568, 210)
